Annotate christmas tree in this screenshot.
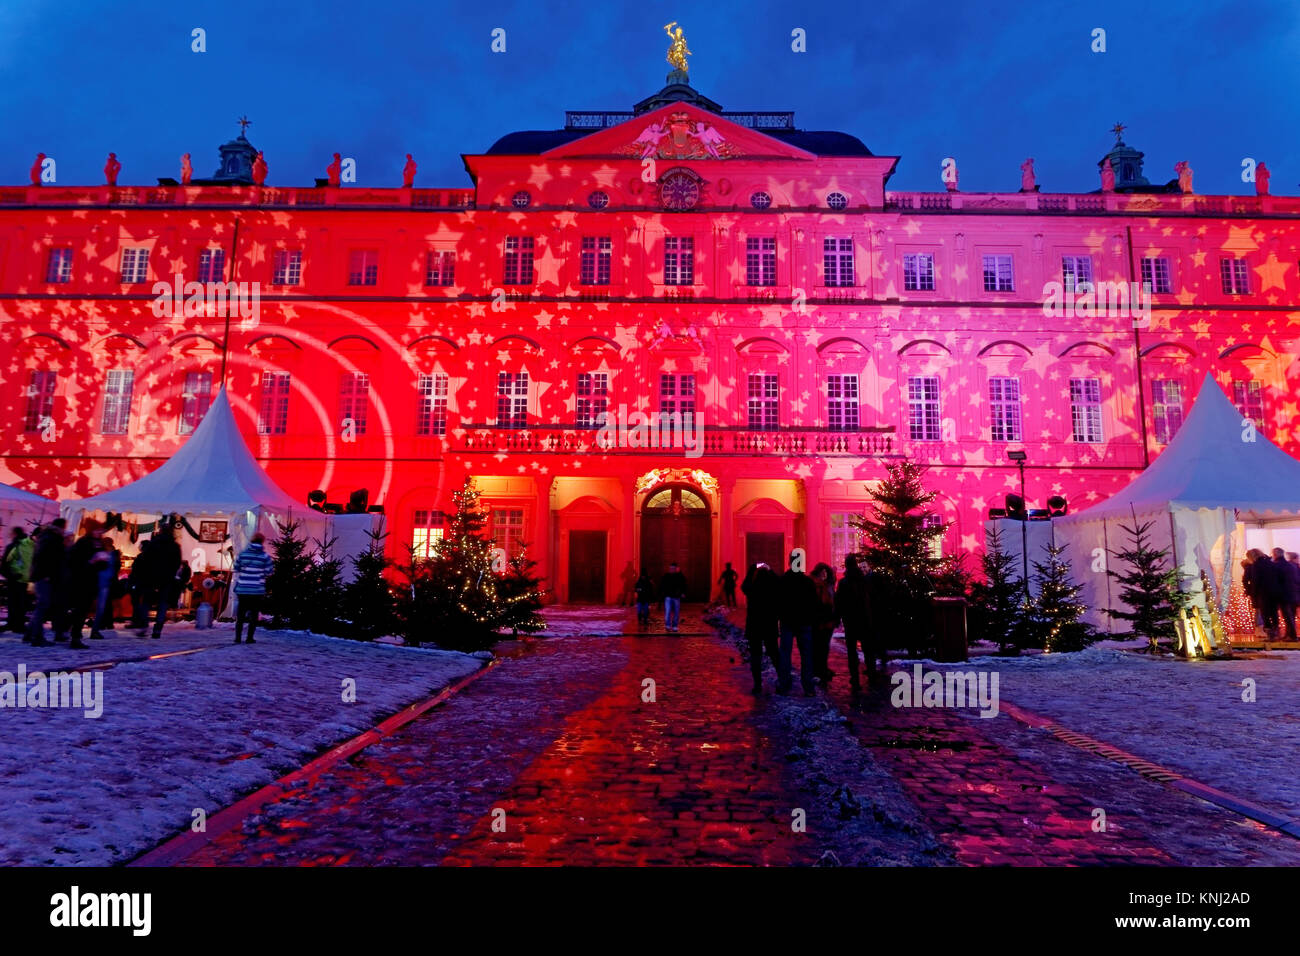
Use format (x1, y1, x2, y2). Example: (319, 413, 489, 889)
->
(266, 520, 316, 629)
(853, 459, 947, 652)
(496, 543, 547, 637)
(305, 534, 346, 636)
(341, 527, 399, 641)
(1106, 515, 1191, 652)
(967, 523, 1027, 652)
(1026, 542, 1097, 652)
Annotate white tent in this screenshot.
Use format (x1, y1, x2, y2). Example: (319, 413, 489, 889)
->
(61, 387, 328, 571)
(0, 481, 59, 531)
(1053, 373, 1300, 632)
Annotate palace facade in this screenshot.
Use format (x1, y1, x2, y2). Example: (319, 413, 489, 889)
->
(2, 72, 1298, 602)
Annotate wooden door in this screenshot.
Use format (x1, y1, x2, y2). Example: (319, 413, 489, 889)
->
(568, 530, 607, 603)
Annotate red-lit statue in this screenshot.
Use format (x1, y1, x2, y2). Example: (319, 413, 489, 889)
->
(252, 151, 268, 186)
(1255, 161, 1270, 196)
(180, 153, 193, 185)
(104, 152, 121, 186)
(30, 153, 45, 186)
(1020, 157, 1036, 192)
(403, 154, 417, 188)
(1176, 161, 1194, 194)
(327, 153, 342, 187)
(1100, 158, 1115, 192)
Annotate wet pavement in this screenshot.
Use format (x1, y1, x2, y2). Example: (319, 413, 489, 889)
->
(170, 606, 1300, 866)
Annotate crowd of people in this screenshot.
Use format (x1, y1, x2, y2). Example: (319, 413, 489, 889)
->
(627, 551, 885, 696)
(2, 518, 188, 647)
(1241, 548, 1300, 640)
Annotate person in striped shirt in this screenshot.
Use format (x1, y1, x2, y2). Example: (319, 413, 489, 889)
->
(232, 533, 273, 644)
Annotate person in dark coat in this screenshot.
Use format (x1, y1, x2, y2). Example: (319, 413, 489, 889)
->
(718, 562, 739, 607)
(66, 524, 109, 647)
(1253, 548, 1283, 638)
(92, 537, 121, 635)
(835, 554, 873, 693)
(138, 524, 183, 638)
(633, 570, 654, 627)
(811, 562, 837, 684)
(129, 536, 156, 631)
(659, 562, 687, 632)
(24, 518, 68, 647)
(741, 563, 780, 694)
(776, 551, 819, 695)
(1271, 548, 1297, 640)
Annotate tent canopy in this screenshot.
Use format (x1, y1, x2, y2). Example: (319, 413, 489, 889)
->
(1063, 373, 1300, 522)
(0, 481, 58, 526)
(64, 387, 301, 517)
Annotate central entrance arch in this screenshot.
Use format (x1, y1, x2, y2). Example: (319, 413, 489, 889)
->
(640, 484, 711, 601)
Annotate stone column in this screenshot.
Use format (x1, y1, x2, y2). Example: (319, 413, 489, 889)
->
(803, 474, 825, 565)
(533, 474, 555, 600)
(718, 474, 735, 572)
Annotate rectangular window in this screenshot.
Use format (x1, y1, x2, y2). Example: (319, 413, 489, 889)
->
(348, 250, 378, 286)
(580, 236, 611, 286)
(23, 370, 56, 433)
(197, 248, 226, 283)
(492, 508, 526, 559)
(425, 249, 455, 287)
(258, 371, 291, 435)
(988, 376, 1023, 442)
(747, 373, 779, 430)
(907, 375, 941, 441)
(829, 512, 862, 572)
(100, 369, 134, 435)
(982, 254, 1014, 292)
(826, 374, 859, 432)
(659, 373, 696, 424)
(746, 236, 776, 286)
(1220, 257, 1250, 294)
(272, 250, 303, 286)
(339, 372, 370, 435)
(664, 236, 694, 285)
(503, 236, 534, 285)
(1061, 255, 1093, 292)
(823, 237, 855, 287)
(902, 252, 935, 292)
(1069, 377, 1103, 443)
(120, 247, 149, 284)
(45, 247, 73, 284)
(179, 371, 213, 436)
(1152, 379, 1184, 444)
(417, 372, 448, 436)
(575, 371, 609, 429)
(1140, 256, 1171, 294)
(412, 510, 445, 560)
(496, 371, 528, 429)
(1232, 380, 1264, 427)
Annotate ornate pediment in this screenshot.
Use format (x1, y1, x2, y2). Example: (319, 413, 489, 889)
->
(616, 111, 740, 160)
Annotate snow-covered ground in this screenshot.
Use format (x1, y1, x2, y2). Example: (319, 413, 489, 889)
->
(895, 644, 1300, 822)
(0, 623, 482, 866)
(535, 605, 629, 636)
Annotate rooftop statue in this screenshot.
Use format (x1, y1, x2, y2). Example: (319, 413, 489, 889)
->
(1100, 157, 1115, 192)
(252, 151, 268, 186)
(1256, 161, 1270, 196)
(30, 153, 44, 186)
(664, 22, 691, 73)
(1176, 161, 1194, 194)
(327, 153, 342, 187)
(104, 152, 120, 186)
(180, 153, 192, 186)
(403, 154, 417, 188)
(1020, 157, 1036, 192)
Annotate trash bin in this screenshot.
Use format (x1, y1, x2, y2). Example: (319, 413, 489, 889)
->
(931, 596, 968, 662)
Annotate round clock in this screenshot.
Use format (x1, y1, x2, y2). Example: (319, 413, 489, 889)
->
(659, 170, 700, 211)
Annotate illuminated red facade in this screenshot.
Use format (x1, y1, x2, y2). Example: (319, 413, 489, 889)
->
(2, 76, 1298, 602)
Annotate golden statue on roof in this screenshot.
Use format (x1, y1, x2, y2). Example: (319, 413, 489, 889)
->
(664, 22, 691, 73)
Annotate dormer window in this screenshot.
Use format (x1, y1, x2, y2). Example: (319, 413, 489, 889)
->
(511, 190, 532, 209)
(826, 192, 849, 210)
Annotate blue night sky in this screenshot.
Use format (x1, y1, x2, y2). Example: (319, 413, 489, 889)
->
(1, 0, 1296, 195)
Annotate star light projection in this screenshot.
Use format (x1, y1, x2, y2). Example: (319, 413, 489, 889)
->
(1, 93, 1297, 599)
